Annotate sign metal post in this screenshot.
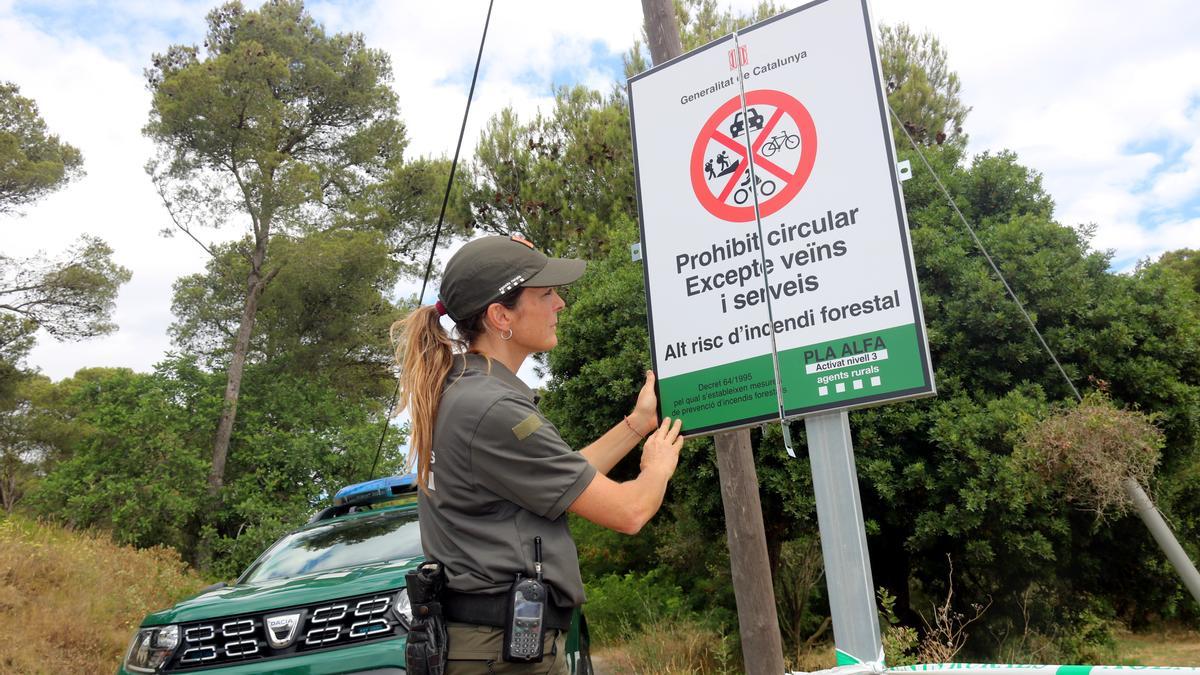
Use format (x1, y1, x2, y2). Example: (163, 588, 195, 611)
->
(806, 410, 882, 665)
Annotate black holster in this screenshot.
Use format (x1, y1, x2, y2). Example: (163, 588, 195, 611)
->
(405, 561, 448, 675)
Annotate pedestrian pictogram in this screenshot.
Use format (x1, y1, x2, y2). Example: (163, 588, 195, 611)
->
(690, 90, 817, 223)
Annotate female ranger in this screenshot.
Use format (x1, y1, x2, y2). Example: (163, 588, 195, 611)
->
(393, 235, 684, 674)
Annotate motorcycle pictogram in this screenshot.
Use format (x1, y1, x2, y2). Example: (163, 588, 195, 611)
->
(732, 172, 776, 205)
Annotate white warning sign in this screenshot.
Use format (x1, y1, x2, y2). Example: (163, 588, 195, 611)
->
(628, 0, 935, 435)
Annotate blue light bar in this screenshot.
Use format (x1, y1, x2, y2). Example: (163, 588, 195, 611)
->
(333, 473, 418, 507)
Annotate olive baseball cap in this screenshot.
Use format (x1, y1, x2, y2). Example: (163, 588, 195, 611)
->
(438, 235, 586, 322)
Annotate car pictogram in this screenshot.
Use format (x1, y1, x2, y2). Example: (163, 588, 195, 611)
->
(729, 107, 764, 138)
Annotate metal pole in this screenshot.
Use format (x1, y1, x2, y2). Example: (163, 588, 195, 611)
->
(805, 411, 882, 666)
(1125, 476, 1200, 605)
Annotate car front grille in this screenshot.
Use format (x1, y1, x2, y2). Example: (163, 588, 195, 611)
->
(168, 590, 405, 671)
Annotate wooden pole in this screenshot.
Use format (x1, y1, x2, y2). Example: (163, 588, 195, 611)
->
(641, 0, 682, 68)
(639, 2, 785, 672)
(715, 430, 787, 674)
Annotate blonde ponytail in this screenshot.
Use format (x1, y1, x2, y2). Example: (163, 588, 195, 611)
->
(391, 305, 457, 491)
(390, 288, 524, 490)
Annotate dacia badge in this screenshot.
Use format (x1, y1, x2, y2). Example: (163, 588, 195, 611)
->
(266, 612, 301, 648)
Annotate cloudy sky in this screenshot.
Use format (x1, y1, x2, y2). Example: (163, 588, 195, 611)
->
(2, 0, 1198, 381)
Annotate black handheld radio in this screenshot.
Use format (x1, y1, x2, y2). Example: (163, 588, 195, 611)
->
(503, 536, 547, 662)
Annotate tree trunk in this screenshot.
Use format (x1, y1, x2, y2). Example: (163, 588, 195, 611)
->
(641, 0, 682, 67)
(208, 235, 270, 498)
(715, 431, 786, 675)
(1, 469, 15, 513)
(0, 448, 19, 513)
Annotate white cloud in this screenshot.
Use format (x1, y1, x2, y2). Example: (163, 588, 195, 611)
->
(871, 0, 1200, 267)
(1148, 218, 1200, 254)
(313, 0, 642, 161)
(1149, 117, 1200, 206)
(1, 10, 210, 379)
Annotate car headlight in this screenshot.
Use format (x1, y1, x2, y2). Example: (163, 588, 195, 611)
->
(124, 624, 179, 673)
(393, 587, 413, 628)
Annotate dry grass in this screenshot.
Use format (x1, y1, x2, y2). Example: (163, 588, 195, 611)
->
(593, 620, 1200, 673)
(914, 558, 990, 663)
(593, 617, 741, 674)
(1022, 392, 1162, 519)
(1114, 624, 1200, 666)
(788, 644, 837, 672)
(593, 620, 838, 674)
(0, 515, 209, 674)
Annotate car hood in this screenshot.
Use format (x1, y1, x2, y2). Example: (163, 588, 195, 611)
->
(142, 557, 422, 626)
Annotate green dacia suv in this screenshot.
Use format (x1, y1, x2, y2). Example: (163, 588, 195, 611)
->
(119, 475, 423, 674)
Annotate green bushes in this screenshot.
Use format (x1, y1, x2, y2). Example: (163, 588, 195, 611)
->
(24, 358, 406, 576)
(584, 569, 743, 673)
(585, 569, 688, 644)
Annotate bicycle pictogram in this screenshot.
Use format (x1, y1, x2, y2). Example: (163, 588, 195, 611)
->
(761, 131, 800, 157)
(690, 89, 818, 223)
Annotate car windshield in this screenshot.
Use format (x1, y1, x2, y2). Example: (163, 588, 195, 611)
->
(240, 508, 422, 584)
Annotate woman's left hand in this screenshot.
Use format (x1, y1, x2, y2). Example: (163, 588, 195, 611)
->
(631, 370, 658, 435)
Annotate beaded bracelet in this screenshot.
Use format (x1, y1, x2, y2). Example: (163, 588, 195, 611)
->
(623, 415, 650, 438)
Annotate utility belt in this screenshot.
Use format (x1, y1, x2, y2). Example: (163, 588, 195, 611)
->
(407, 563, 592, 674)
(443, 589, 574, 631)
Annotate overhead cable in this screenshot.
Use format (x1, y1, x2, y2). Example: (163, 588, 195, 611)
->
(369, 0, 497, 478)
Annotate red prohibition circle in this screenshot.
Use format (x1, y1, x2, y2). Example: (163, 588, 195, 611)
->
(690, 89, 818, 223)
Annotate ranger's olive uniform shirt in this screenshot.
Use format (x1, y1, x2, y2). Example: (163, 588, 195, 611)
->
(419, 353, 597, 608)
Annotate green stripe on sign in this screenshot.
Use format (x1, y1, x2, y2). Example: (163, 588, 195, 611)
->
(1057, 667, 1093, 675)
(835, 648, 860, 666)
(779, 323, 928, 410)
(658, 353, 778, 432)
(657, 323, 930, 433)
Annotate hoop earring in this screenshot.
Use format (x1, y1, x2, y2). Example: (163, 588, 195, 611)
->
(500, 328, 513, 341)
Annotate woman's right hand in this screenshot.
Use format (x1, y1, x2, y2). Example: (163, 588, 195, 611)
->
(570, 416, 685, 534)
(641, 416, 683, 477)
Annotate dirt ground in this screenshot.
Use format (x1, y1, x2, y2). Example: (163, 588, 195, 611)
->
(588, 624, 1200, 673)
